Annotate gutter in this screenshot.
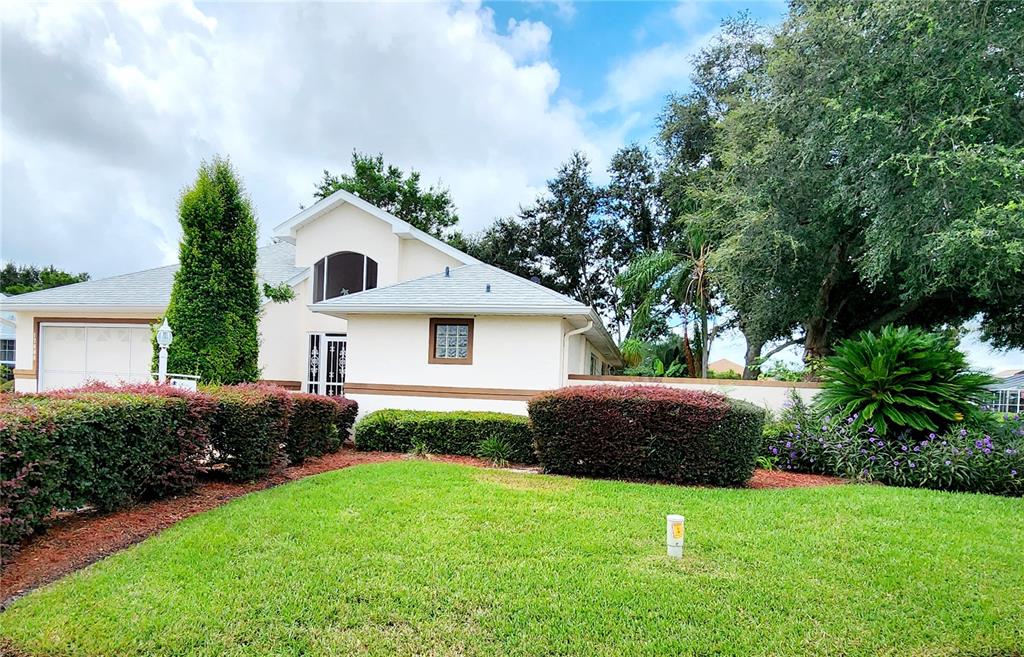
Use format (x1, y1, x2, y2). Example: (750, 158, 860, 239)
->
(561, 320, 593, 384)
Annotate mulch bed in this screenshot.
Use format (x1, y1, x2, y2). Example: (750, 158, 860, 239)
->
(748, 469, 846, 489)
(1, 451, 842, 607)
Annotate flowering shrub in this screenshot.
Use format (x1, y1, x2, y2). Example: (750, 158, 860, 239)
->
(764, 391, 1022, 496)
(529, 385, 765, 486)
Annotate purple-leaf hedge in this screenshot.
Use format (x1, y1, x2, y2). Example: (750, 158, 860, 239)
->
(529, 385, 765, 486)
(0, 383, 357, 549)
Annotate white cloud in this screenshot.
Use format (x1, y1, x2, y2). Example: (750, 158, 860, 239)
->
(1, 1, 614, 278)
(599, 31, 715, 112)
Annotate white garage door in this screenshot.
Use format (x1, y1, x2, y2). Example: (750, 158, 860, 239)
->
(39, 324, 154, 391)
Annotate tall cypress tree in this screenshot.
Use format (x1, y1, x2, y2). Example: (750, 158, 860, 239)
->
(159, 157, 260, 383)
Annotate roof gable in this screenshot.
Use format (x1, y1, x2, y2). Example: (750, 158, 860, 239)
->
(272, 188, 480, 267)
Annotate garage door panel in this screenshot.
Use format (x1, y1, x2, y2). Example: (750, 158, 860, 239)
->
(43, 326, 88, 371)
(129, 329, 153, 378)
(86, 327, 133, 373)
(40, 324, 155, 391)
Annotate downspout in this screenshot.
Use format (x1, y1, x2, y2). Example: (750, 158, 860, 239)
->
(561, 321, 593, 386)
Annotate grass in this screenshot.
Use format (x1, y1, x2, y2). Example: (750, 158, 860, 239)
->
(2, 461, 1023, 656)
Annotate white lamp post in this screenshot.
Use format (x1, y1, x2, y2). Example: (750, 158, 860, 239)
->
(156, 318, 173, 384)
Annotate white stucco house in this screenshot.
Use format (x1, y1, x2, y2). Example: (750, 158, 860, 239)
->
(0, 190, 621, 414)
(0, 293, 16, 370)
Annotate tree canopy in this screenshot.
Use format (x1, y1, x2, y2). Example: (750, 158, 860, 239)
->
(0, 264, 89, 296)
(315, 151, 460, 240)
(162, 156, 261, 383)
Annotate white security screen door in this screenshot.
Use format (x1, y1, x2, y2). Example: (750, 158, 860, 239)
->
(306, 333, 346, 396)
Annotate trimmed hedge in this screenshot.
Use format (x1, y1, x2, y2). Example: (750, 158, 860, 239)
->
(286, 393, 359, 464)
(529, 385, 765, 486)
(1, 384, 356, 549)
(204, 384, 293, 481)
(1, 386, 212, 548)
(354, 409, 537, 464)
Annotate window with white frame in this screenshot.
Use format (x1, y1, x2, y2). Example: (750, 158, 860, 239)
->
(590, 353, 600, 375)
(312, 251, 378, 302)
(0, 338, 14, 364)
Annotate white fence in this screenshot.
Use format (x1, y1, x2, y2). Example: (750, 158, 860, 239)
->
(566, 375, 820, 412)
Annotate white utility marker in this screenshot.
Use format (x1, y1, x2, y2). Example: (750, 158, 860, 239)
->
(666, 514, 685, 558)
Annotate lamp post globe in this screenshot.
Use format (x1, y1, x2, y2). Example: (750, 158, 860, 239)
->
(156, 318, 173, 348)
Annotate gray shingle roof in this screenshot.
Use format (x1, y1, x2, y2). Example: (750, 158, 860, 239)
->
(311, 263, 623, 364)
(311, 263, 589, 315)
(0, 241, 304, 310)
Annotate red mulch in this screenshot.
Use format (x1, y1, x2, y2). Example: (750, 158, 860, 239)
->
(1, 453, 841, 606)
(748, 469, 846, 489)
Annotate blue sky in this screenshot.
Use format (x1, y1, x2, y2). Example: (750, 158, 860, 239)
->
(488, 0, 785, 143)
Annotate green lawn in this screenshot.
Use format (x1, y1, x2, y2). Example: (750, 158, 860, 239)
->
(3, 461, 1022, 656)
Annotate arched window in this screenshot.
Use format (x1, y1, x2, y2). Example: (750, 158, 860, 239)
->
(313, 251, 378, 302)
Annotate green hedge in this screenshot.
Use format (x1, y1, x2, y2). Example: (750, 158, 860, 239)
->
(1, 387, 212, 549)
(529, 385, 765, 486)
(1, 384, 357, 549)
(354, 409, 536, 464)
(286, 393, 359, 464)
(204, 384, 293, 482)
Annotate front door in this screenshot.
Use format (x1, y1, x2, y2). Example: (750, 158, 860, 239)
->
(305, 333, 346, 395)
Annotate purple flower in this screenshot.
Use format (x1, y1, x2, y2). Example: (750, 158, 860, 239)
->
(785, 441, 792, 448)
(1012, 470, 1018, 477)
(901, 445, 909, 452)
(868, 426, 875, 434)
(913, 446, 920, 452)
(869, 456, 877, 462)
(770, 447, 779, 455)
(975, 440, 984, 448)
(944, 460, 952, 466)
(960, 428, 968, 437)
(894, 460, 901, 467)
(909, 462, 916, 469)
(928, 433, 937, 440)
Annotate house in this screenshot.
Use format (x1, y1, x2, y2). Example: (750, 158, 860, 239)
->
(0, 293, 15, 370)
(707, 358, 743, 376)
(0, 190, 621, 414)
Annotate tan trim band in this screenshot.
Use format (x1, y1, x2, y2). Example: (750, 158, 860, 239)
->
(344, 382, 546, 402)
(567, 374, 823, 389)
(13, 368, 36, 379)
(259, 379, 302, 391)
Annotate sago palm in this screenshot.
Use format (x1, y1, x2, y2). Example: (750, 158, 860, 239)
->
(816, 326, 996, 434)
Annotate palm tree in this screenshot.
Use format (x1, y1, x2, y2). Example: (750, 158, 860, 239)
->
(616, 225, 716, 377)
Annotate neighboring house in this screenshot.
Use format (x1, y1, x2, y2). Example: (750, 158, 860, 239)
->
(0, 190, 621, 414)
(988, 369, 1024, 414)
(0, 293, 15, 370)
(708, 358, 743, 376)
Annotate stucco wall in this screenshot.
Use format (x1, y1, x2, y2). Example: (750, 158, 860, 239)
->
(566, 375, 820, 412)
(398, 238, 463, 281)
(293, 204, 401, 284)
(348, 393, 528, 417)
(346, 314, 565, 390)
